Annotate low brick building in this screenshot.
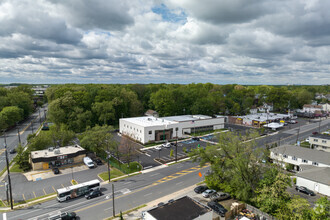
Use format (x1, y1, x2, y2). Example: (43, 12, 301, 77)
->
(30, 145, 86, 170)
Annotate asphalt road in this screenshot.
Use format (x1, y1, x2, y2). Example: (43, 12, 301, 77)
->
(3, 160, 208, 220)
(0, 106, 47, 174)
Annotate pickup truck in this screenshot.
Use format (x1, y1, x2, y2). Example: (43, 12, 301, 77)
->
(83, 157, 95, 168)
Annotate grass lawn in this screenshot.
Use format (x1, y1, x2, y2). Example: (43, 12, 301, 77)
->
(9, 163, 23, 173)
(99, 168, 125, 181)
(300, 141, 310, 148)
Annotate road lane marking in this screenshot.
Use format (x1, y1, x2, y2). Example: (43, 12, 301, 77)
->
(149, 173, 159, 177)
(176, 181, 183, 185)
(22, 194, 26, 201)
(43, 189, 46, 195)
(52, 186, 56, 192)
(145, 153, 151, 157)
(61, 184, 65, 188)
(74, 164, 210, 213)
(3, 213, 6, 220)
(33, 191, 36, 198)
(104, 207, 113, 211)
(144, 193, 152, 197)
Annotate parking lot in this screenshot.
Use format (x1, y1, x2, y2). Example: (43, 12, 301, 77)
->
(141, 139, 210, 164)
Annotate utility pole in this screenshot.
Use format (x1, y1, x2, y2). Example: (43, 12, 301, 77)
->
(296, 127, 300, 144)
(4, 136, 13, 209)
(39, 108, 42, 125)
(44, 109, 47, 121)
(175, 129, 178, 163)
(31, 121, 34, 134)
(16, 123, 21, 144)
(318, 119, 321, 133)
(112, 184, 115, 217)
(107, 154, 111, 183)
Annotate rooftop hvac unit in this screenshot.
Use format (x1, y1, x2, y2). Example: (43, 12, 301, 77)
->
(54, 149, 61, 155)
(48, 147, 54, 152)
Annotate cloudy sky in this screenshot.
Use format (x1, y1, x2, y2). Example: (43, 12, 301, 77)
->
(0, 0, 329, 85)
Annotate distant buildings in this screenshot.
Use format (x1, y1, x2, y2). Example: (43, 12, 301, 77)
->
(119, 115, 225, 144)
(228, 113, 291, 128)
(309, 134, 330, 152)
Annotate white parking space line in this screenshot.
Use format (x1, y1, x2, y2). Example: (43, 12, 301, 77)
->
(149, 173, 160, 177)
(176, 181, 183, 185)
(104, 207, 113, 211)
(145, 153, 151, 157)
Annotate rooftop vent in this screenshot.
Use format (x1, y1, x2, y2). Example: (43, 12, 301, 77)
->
(54, 149, 61, 155)
(48, 147, 54, 152)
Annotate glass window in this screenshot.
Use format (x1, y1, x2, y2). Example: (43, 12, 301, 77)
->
(312, 162, 318, 166)
(322, 140, 326, 143)
(283, 154, 287, 158)
(302, 159, 308, 163)
(149, 131, 152, 134)
(292, 156, 297, 161)
(314, 139, 318, 142)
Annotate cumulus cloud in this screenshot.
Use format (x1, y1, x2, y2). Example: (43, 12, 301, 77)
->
(0, 0, 329, 84)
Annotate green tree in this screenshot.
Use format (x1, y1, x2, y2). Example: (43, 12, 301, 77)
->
(14, 144, 31, 171)
(0, 106, 23, 128)
(312, 197, 330, 220)
(190, 131, 266, 202)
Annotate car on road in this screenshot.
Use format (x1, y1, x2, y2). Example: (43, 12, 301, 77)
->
(295, 186, 315, 196)
(288, 120, 297, 124)
(207, 201, 227, 217)
(85, 189, 102, 199)
(192, 137, 200, 141)
(210, 192, 231, 202)
(162, 143, 171, 148)
(9, 148, 16, 154)
(312, 132, 318, 135)
(202, 189, 217, 198)
(154, 145, 161, 150)
(52, 167, 60, 175)
(194, 185, 209, 194)
(48, 212, 77, 220)
(84, 157, 95, 168)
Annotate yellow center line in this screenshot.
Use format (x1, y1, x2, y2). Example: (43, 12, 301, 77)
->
(33, 191, 37, 198)
(43, 189, 47, 195)
(74, 164, 209, 213)
(52, 186, 56, 193)
(22, 194, 26, 201)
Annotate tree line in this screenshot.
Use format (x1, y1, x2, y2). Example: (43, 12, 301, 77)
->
(46, 84, 329, 132)
(0, 85, 35, 131)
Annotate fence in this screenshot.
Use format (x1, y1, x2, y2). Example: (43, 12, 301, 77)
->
(245, 204, 276, 220)
(224, 203, 276, 220)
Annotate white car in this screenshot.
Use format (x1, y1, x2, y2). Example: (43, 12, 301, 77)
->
(154, 146, 161, 150)
(162, 143, 171, 148)
(202, 189, 216, 198)
(84, 157, 95, 168)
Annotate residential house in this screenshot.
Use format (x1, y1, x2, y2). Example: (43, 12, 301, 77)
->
(142, 196, 213, 220)
(302, 104, 323, 113)
(270, 145, 330, 171)
(258, 103, 273, 113)
(309, 134, 330, 152)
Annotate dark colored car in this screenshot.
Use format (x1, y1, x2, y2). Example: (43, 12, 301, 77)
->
(207, 201, 227, 217)
(312, 132, 318, 135)
(94, 158, 103, 165)
(295, 186, 315, 196)
(9, 148, 16, 154)
(157, 202, 165, 207)
(53, 167, 60, 175)
(48, 212, 77, 220)
(85, 189, 102, 199)
(192, 137, 200, 141)
(194, 185, 208, 194)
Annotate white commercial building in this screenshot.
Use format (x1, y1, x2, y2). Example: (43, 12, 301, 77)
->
(119, 115, 225, 144)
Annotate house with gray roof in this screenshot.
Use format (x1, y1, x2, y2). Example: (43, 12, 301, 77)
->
(296, 167, 330, 196)
(270, 145, 330, 171)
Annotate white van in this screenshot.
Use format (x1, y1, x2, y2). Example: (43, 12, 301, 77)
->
(84, 157, 95, 168)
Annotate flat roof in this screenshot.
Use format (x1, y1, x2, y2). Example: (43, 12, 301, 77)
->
(31, 145, 85, 159)
(311, 134, 330, 140)
(147, 196, 210, 220)
(237, 113, 291, 122)
(121, 115, 215, 127)
(270, 145, 330, 166)
(121, 116, 177, 127)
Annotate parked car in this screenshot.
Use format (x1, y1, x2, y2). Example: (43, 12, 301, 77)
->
(85, 189, 102, 199)
(295, 186, 315, 196)
(52, 167, 60, 175)
(289, 120, 297, 124)
(162, 143, 171, 148)
(194, 185, 209, 194)
(312, 132, 318, 135)
(48, 212, 77, 220)
(84, 157, 95, 168)
(202, 189, 217, 198)
(210, 192, 231, 202)
(93, 158, 103, 165)
(207, 201, 227, 217)
(9, 148, 16, 154)
(154, 145, 161, 150)
(192, 137, 200, 141)
(157, 202, 165, 207)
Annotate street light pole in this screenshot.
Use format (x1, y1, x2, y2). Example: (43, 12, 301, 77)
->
(31, 121, 34, 134)
(175, 129, 178, 163)
(112, 184, 115, 217)
(107, 154, 111, 183)
(4, 135, 13, 209)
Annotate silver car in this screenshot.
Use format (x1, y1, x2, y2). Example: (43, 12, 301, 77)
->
(210, 192, 230, 202)
(202, 189, 216, 198)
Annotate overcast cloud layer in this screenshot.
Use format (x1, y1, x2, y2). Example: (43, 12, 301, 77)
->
(0, 0, 329, 84)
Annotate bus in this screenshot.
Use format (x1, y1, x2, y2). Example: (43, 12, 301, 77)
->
(56, 179, 100, 202)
